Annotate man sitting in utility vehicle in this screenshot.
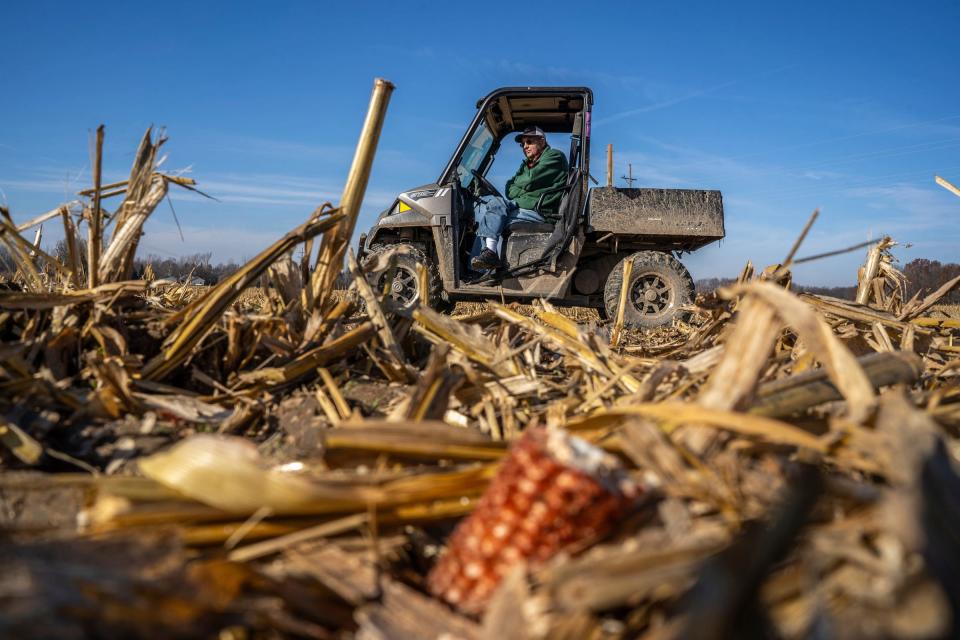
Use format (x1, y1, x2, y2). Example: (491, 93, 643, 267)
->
(470, 126, 568, 270)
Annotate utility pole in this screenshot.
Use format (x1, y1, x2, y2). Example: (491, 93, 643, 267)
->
(621, 163, 637, 188)
(606, 144, 613, 187)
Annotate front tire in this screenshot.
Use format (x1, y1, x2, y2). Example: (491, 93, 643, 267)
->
(603, 251, 695, 329)
(364, 243, 452, 313)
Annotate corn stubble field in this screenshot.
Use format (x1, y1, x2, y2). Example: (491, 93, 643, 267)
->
(2, 115, 960, 639)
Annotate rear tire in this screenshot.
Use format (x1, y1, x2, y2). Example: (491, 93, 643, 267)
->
(603, 251, 694, 329)
(364, 243, 452, 313)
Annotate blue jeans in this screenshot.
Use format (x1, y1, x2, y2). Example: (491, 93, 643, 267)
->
(475, 196, 545, 240)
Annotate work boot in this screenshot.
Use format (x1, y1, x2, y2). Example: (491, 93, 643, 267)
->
(470, 248, 501, 270)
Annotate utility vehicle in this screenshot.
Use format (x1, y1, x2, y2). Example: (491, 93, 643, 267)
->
(359, 86, 724, 328)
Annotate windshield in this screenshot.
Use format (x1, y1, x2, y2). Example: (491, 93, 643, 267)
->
(454, 123, 495, 188)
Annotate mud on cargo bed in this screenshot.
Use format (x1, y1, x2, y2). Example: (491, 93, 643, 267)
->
(587, 187, 725, 250)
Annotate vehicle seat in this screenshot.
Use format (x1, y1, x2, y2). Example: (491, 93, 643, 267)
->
(504, 220, 555, 235)
(503, 163, 579, 238)
(500, 168, 581, 269)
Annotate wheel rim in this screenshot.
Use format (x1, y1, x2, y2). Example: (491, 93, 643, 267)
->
(629, 272, 673, 318)
(380, 266, 419, 307)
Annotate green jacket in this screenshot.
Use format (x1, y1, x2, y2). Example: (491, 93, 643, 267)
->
(505, 147, 568, 222)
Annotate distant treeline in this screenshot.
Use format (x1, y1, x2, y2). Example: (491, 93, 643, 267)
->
(901, 258, 960, 303)
(696, 258, 960, 303)
(695, 277, 858, 300)
(0, 240, 354, 288)
(128, 252, 353, 288)
(134, 252, 240, 284)
(44, 240, 246, 285)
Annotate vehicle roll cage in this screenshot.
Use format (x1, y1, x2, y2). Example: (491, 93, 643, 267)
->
(439, 86, 594, 188)
(442, 87, 594, 282)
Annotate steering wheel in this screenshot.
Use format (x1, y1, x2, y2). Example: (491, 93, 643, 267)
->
(470, 169, 503, 200)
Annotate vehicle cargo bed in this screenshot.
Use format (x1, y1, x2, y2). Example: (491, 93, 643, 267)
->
(587, 187, 725, 247)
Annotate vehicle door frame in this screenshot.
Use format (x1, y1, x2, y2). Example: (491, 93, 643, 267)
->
(439, 87, 595, 291)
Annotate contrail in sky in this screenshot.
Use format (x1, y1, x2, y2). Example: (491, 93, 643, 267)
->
(596, 64, 799, 125)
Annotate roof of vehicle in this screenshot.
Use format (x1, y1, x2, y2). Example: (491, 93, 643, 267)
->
(476, 87, 594, 134)
(475, 86, 594, 107)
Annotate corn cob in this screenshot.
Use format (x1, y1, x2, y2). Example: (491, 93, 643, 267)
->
(427, 426, 641, 614)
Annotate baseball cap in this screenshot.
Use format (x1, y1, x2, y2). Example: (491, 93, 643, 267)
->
(514, 126, 546, 143)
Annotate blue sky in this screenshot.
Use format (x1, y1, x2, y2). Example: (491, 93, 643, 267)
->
(1, 1, 958, 285)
